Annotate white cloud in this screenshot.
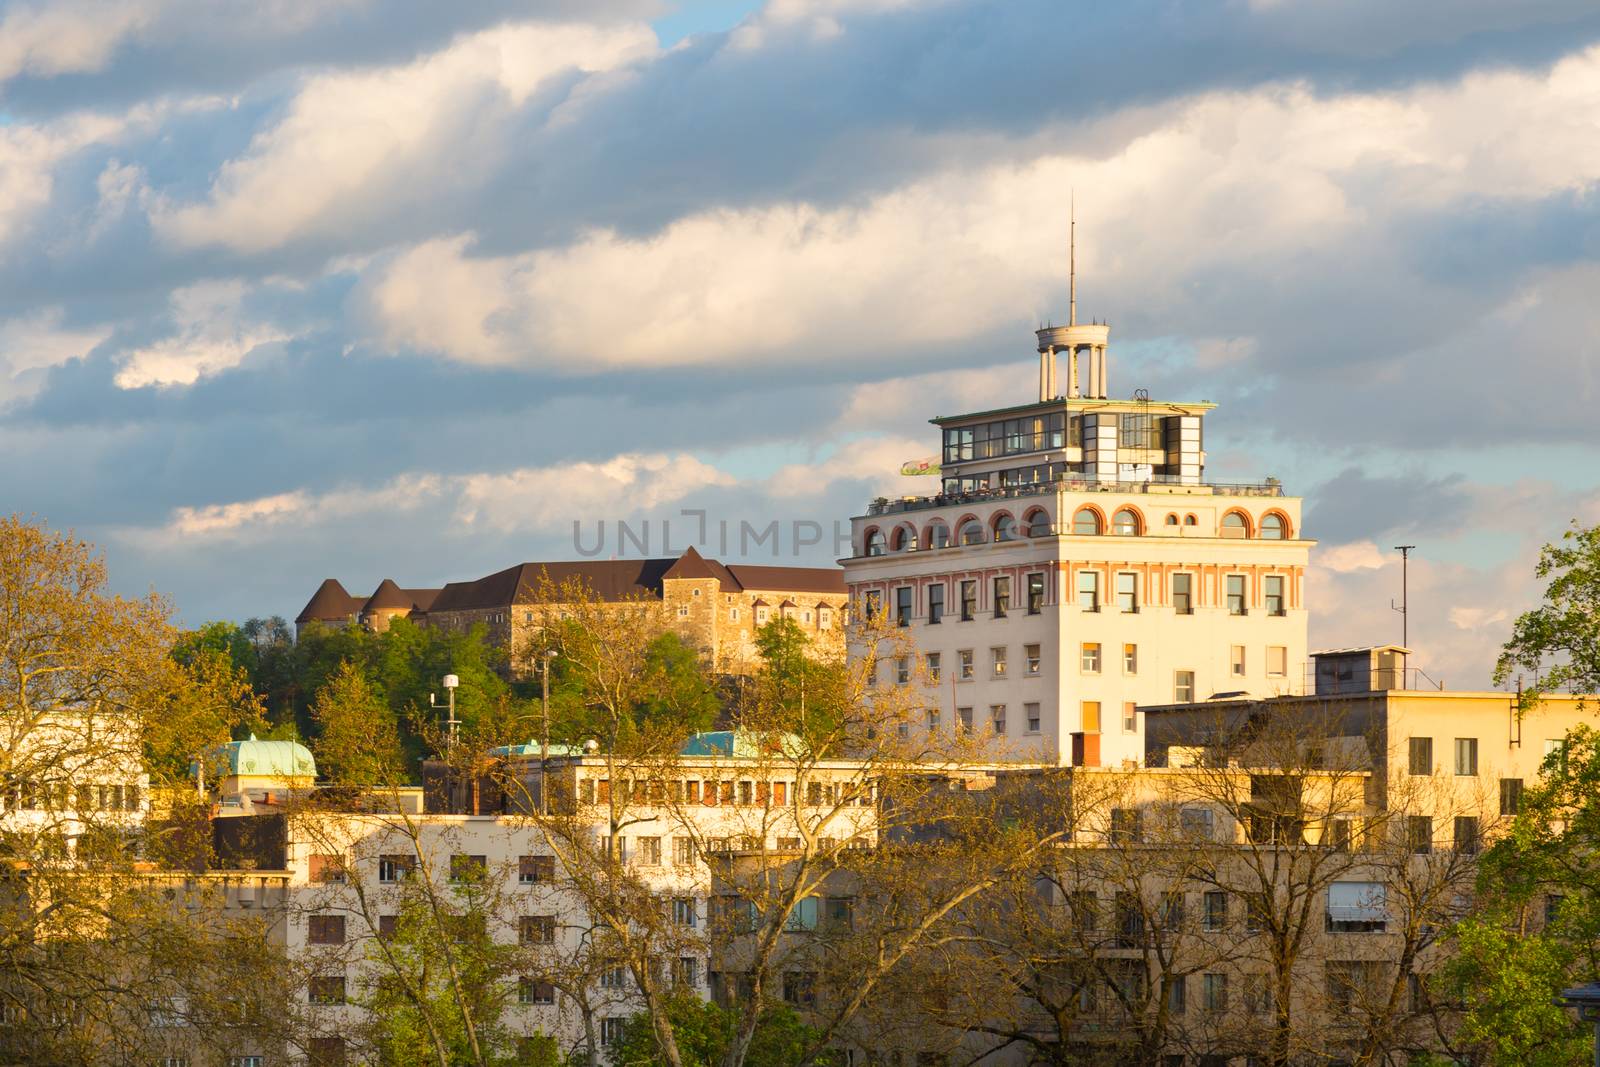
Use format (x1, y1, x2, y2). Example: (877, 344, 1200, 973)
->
(763, 435, 926, 500)
(1316, 541, 1389, 573)
(113, 280, 290, 388)
(0, 0, 160, 82)
(142, 454, 732, 543)
(0, 306, 111, 377)
(152, 20, 657, 254)
(356, 44, 1600, 373)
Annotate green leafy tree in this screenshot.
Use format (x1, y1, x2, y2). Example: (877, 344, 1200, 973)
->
(308, 659, 406, 788)
(612, 995, 829, 1067)
(1496, 523, 1600, 704)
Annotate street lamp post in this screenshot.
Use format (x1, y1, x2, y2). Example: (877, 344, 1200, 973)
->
(1557, 982, 1600, 1067)
(539, 650, 558, 813)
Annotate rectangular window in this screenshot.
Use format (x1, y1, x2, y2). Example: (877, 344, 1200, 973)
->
(1026, 573, 1045, 614)
(1116, 572, 1138, 613)
(377, 914, 397, 941)
(1267, 646, 1288, 677)
(991, 647, 1007, 678)
(309, 976, 346, 1005)
(378, 854, 415, 883)
(1081, 701, 1101, 734)
(1081, 642, 1101, 673)
(786, 897, 819, 932)
(1168, 976, 1187, 1016)
(600, 967, 628, 990)
(309, 854, 346, 884)
(672, 898, 697, 927)
(1454, 816, 1480, 854)
(1327, 882, 1387, 933)
(993, 576, 1011, 618)
(1265, 575, 1285, 616)
(1408, 815, 1433, 855)
(1203, 973, 1228, 1013)
(783, 971, 817, 1007)
(957, 707, 973, 733)
(895, 586, 912, 627)
(1500, 778, 1524, 816)
(1227, 574, 1247, 615)
(1025, 703, 1041, 733)
(1455, 737, 1479, 776)
(861, 590, 880, 622)
(1123, 701, 1137, 733)
(449, 854, 486, 883)
(926, 652, 941, 684)
(673, 837, 695, 866)
(1109, 807, 1140, 842)
(928, 584, 944, 624)
(519, 915, 556, 944)
(1409, 737, 1433, 776)
(958, 649, 974, 680)
(673, 957, 699, 988)
(1246, 975, 1274, 1017)
(1175, 670, 1196, 703)
(1181, 807, 1214, 840)
(926, 708, 940, 731)
(1077, 571, 1100, 612)
(895, 656, 911, 684)
(1202, 891, 1227, 931)
(991, 705, 1006, 735)
(1231, 645, 1246, 677)
(1123, 643, 1137, 674)
(1172, 573, 1193, 615)
(518, 978, 556, 1005)
(638, 837, 662, 866)
(308, 914, 345, 945)
(519, 855, 555, 884)
(960, 581, 977, 621)
(1025, 643, 1041, 676)
(600, 1018, 626, 1046)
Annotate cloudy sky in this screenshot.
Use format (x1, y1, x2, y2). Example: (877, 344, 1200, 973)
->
(2, 0, 1598, 688)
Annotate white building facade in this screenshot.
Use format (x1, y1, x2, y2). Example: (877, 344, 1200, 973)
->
(844, 310, 1312, 767)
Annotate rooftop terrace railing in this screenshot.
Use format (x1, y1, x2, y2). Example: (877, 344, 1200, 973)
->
(866, 476, 1284, 516)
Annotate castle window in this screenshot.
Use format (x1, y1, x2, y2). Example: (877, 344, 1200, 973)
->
(1072, 508, 1102, 536)
(1112, 508, 1141, 536)
(865, 529, 886, 556)
(993, 514, 1017, 542)
(959, 519, 985, 545)
(1261, 513, 1288, 539)
(1221, 512, 1249, 538)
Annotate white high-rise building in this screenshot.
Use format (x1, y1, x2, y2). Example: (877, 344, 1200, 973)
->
(842, 254, 1312, 767)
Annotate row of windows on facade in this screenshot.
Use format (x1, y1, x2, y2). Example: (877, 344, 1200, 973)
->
(575, 777, 874, 809)
(864, 506, 1290, 555)
(311, 835, 868, 886)
(890, 641, 1291, 687)
(1096, 804, 1502, 857)
(2, 780, 142, 813)
(868, 570, 1288, 623)
(675, 601, 835, 628)
(940, 412, 1171, 461)
(1042, 960, 1417, 1025)
(928, 700, 1134, 737)
(1047, 880, 1392, 938)
(1407, 735, 1565, 786)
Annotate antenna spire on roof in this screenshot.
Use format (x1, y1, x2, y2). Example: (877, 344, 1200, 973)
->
(1069, 190, 1077, 327)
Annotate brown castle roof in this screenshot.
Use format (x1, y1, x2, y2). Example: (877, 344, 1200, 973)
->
(302, 551, 844, 620)
(296, 578, 366, 624)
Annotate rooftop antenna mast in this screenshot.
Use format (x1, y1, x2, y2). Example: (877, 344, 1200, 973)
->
(1392, 546, 1415, 685)
(1069, 191, 1077, 327)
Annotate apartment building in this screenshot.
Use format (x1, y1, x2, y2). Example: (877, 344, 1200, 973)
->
(843, 292, 1309, 767)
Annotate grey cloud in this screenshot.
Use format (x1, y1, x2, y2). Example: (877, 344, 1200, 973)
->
(1303, 469, 1473, 546)
(0, 0, 658, 118)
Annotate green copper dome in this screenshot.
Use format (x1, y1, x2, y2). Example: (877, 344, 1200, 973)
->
(219, 734, 317, 778)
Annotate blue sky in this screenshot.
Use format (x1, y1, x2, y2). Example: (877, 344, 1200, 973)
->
(2, 0, 1599, 687)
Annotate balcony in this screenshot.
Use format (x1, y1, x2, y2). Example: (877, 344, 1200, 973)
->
(865, 475, 1285, 517)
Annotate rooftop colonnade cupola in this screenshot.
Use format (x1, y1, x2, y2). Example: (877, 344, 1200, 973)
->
(841, 212, 1312, 769)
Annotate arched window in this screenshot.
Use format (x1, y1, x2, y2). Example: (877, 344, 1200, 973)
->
(865, 529, 886, 556)
(958, 519, 985, 546)
(1261, 513, 1288, 540)
(1220, 511, 1250, 539)
(925, 521, 952, 549)
(993, 514, 1017, 542)
(1024, 510, 1051, 537)
(1165, 513, 1179, 526)
(1112, 508, 1141, 536)
(1072, 508, 1102, 536)
(890, 526, 918, 552)
(1184, 514, 1198, 527)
